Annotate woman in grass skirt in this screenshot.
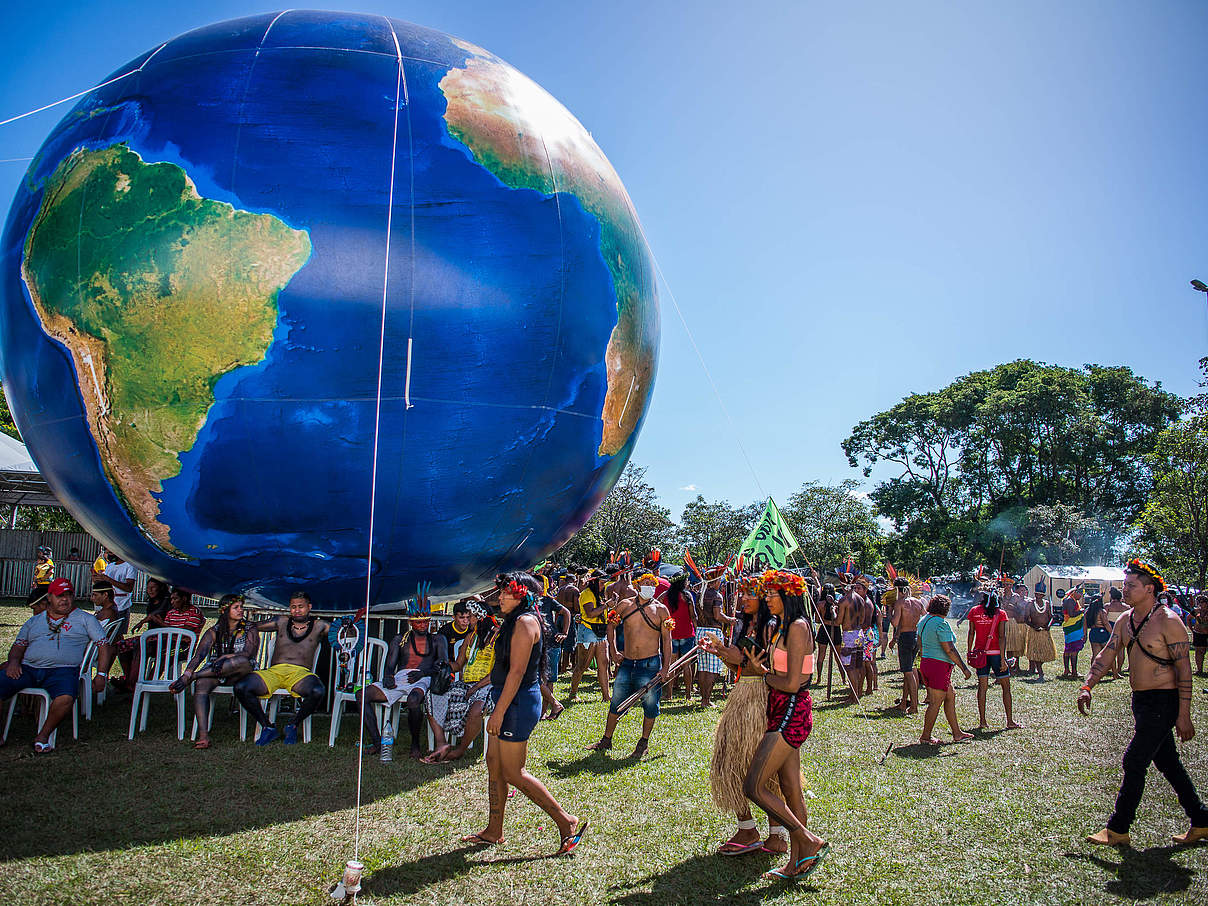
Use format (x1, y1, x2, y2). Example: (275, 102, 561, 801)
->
(699, 574, 788, 857)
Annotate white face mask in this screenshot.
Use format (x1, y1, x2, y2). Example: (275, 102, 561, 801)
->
(638, 586, 655, 601)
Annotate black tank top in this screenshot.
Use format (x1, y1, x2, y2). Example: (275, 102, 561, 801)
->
(490, 610, 542, 688)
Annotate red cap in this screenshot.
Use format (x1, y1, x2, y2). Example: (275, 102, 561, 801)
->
(48, 577, 74, 596)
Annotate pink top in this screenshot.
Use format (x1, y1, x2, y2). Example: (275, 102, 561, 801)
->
(772, 644, 815, 677)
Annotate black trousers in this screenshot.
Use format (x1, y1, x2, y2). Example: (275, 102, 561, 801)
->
(1108, 689, 1208, 833)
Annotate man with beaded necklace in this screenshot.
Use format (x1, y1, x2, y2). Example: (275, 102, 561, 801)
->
(1078, 559, 1208, 847)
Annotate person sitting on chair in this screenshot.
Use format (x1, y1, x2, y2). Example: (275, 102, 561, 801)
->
(423, 599, 500, 763)
(355, 596, 450, 759)
(91, 581, 119, 626)
(171, 594, 260, 749)
(99, 586, 204, 692)
(235, 591, 329, 746)
(1, 578, 111, 753)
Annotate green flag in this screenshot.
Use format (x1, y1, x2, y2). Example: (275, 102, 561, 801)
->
(738, 498, 799, 569)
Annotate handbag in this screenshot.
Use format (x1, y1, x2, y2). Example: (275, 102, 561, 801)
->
(967, 647, 987, 669)
(428, 660, 453, 695)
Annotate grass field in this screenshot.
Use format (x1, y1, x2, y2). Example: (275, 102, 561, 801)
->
(0, 602, 1205, 906)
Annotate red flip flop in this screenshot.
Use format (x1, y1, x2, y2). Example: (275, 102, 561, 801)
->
(556, 819, 589, 855)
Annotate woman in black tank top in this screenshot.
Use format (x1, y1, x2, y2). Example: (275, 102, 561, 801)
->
(462, 572, 588, 855)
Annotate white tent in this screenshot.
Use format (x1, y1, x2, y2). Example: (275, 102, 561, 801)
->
(1020, 564, 1125, 601)
(0, 432, 37, 472)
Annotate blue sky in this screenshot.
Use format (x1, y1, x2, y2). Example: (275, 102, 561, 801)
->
(2, 1, 1206, 519)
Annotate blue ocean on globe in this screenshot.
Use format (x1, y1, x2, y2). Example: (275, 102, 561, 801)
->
(0, 10, 659, 607)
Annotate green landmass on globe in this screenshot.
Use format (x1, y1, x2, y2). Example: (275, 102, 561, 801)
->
(21, 143, 312, 552)
(440, 42, 657, 456)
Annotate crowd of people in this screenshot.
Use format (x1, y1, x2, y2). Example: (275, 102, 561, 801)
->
(2, 547, 1206, 870)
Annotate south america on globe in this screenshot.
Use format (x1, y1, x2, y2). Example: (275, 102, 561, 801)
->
(0, 10, 659, 607)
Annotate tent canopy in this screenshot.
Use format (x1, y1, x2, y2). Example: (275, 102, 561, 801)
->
(1020, 564, 1125, 597)
(0, 433, 62, 508)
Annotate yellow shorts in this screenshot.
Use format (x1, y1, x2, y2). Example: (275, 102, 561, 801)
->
(255, 663, 316, 698)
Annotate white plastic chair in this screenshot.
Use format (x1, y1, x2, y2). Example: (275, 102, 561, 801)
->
(327, 637, 387, 746)
(79, 637, 103, 721)
(2, 687, 78, 748)
(127, 627, 197, 740)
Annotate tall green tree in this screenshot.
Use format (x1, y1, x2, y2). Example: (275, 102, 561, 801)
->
(844, 360, 1178, 573)
(780, 480, 885, 574)
(676, 495, 759, 566)
(1134, 358, 1208, 588)
(552, 463, 675, 567)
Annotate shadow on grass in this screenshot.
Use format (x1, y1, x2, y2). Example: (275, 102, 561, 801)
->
(0, 699, 435, 861)
(608, 850, 817, 906)
(1064, 844, 1196, 898)
(362, 845, 555, 899)
(892, 742, 958, 759)
(545, 750, 667, 779)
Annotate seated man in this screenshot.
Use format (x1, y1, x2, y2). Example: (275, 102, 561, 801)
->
(423, 599, 499, 763)
(1, 578, 110, 753)
(355, 607, 450, 759)
(98, 586, 204, 692)
(91, 581, 119, 626)
(234, 590, 330, 746)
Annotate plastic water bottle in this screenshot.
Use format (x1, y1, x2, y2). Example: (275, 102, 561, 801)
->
(380, 720, 394, 763)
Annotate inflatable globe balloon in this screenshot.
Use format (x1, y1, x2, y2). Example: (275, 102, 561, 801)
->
(0, 11, 659, 607)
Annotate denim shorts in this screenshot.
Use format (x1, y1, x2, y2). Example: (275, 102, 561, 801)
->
(671, 636, 695, 657)
(976, 653, 1010, 680)
(608, 654, 663, 719)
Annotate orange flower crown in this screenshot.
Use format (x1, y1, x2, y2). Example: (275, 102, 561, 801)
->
(1125, 559, 1166, 594)
(760, 569, 805, 597)
(635, 573, 659, 587)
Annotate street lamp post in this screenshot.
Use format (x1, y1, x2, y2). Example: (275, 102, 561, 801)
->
(1192, 278, 1208, 312)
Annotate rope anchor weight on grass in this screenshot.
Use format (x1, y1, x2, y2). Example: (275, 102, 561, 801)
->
(328, 859, 363, 903)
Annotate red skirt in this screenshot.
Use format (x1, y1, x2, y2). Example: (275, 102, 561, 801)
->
(766, 687, 813, 749)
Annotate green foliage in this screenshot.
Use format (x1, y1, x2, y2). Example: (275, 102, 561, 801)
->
(676, 496, 759, 566)
(1134, 358, 1208, 587)
(845, 360, 1179, 573)
(779, 480, 885, 574)
(552, 463, 675, 567)
(0, 384, 19, 441)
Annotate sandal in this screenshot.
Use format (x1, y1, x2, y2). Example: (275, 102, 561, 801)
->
(719, 840, 765, 856)
(763, 844, 829, 881)
(193, 739, 211, 750)
(32, 740, 54, 754)
(546, 704, 565, 721)
(460, 832, 504, 846)
(556, 818, 589, 855)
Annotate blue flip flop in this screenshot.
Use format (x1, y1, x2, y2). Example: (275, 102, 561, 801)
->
(763, 844, 829, 881)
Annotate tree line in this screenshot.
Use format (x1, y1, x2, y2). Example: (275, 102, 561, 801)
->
(557, 358, 1208, 589)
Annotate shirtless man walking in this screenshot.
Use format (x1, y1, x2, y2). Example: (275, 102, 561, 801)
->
(837, 579, 867, 702)
(555, 572, 581, 675)
(889, 578, 924, 714)
(1078, 559, 1208, 847)
(588, 573, 672, 758)
(235, 591, 330, 745)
